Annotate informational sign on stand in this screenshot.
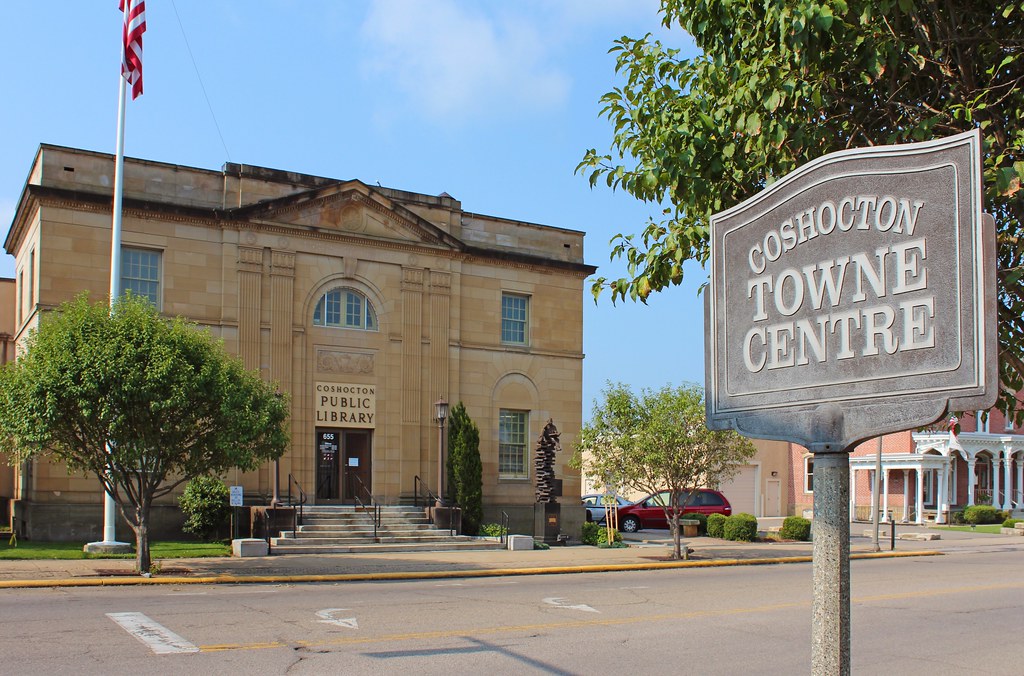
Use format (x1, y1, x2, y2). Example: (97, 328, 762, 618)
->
(229, 485, 244, 507)
(704, 129, 996, 675)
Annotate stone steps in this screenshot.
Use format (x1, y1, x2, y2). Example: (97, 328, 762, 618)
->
(269, 504, 503, 555)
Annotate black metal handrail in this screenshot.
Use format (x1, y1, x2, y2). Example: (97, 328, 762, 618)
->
(500, 511, 509, 545)
(414, 475, 440, 510)
(352, 474, 382, 539)
(286, 473, 307, 528)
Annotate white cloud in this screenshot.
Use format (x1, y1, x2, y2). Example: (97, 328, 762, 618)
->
(359, 0, 570, 121)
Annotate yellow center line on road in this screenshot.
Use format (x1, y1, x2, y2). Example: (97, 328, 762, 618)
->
(198, 578, 1024, 654)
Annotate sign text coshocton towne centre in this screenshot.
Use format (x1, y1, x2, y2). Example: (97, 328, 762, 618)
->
(705, 130, 996, 449)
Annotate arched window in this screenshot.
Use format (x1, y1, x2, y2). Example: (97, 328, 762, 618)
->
(313, 287, 378, 330)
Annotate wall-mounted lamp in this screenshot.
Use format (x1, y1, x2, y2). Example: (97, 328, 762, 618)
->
(771, 471, 779, 477)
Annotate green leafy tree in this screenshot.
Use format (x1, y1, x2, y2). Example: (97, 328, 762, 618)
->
(579, 0, 1024, 416)
(572, 382, 756, 559)
(447, 402, 483, 535)
(0, 293, 289, 572)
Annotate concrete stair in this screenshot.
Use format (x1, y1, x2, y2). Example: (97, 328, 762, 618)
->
(270, 505, 504, 555)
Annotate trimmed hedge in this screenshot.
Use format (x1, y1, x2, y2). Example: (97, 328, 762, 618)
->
(964, 505, 1002, 525)
(723, 513, 759, 542)
(707, 513, 727, 539)
(1003, 518, 1023, 528)
(779, 516, 812, 541)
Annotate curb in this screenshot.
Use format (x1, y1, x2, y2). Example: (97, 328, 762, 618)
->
(0, 550, 941, 589)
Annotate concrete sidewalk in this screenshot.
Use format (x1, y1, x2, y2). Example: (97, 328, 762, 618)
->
(1, 526, 1020, 588)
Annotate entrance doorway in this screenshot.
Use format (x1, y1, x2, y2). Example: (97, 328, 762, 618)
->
(316, 428, 373, 504)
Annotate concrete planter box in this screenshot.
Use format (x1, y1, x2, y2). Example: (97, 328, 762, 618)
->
(232, 538, 269, 557)
(507, 534, 534, 551)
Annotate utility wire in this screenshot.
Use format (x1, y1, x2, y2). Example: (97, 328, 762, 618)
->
(170, 0, 232, 162)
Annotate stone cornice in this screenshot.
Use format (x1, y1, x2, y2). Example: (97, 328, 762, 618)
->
(12, 185, 596, 277)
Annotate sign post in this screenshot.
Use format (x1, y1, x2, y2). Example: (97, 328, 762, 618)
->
(705, 129, 996, 674)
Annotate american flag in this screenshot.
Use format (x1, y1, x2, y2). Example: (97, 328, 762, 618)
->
(120, 0, 146, 99)
(947, 415, 959, 431)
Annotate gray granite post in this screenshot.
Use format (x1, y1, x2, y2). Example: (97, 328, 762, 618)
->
(812, 451, 851, 675)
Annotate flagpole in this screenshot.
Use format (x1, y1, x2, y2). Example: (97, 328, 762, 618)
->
(86, 3, 133, 553)
(102, 71, 128, 546)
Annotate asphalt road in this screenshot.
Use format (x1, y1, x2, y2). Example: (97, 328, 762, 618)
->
(1, 548, 1021, 675)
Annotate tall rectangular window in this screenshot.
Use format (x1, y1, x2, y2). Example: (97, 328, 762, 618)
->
(501, 293, 529, 345)
(121, 248, 161, 306)
(499, 409, 528, 478)
(804, 456, 814, 493)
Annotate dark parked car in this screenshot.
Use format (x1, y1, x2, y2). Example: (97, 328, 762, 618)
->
(581, 494, 631, 523)
(616, 489, 732, 533)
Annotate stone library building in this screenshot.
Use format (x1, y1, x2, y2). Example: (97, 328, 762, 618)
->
(0, 145, 595, 539)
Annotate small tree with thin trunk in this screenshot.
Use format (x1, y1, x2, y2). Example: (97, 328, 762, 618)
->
(0, 293, 289, 572)
(573, 382, 755, 559)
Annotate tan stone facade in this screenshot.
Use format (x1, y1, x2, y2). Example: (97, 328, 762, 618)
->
(2, 145, 595, 538)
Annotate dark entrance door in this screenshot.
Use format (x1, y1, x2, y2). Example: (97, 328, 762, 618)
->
(342, 430, 372, 504)
(316, 429, 340, 500)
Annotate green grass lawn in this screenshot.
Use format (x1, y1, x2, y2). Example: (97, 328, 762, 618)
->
(0, 538, 230, 560)
(929, 524, 1004, 534)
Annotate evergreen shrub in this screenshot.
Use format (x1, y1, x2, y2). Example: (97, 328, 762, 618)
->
(964, 505, 1002, 524)
(707, 513, 727, 539)
(723, 513, 759, 542)
(179, 476, 230, 540)
(779, 516, 812, 541)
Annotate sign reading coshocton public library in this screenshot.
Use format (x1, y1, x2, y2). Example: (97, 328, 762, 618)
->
(705, 129, 996, 452)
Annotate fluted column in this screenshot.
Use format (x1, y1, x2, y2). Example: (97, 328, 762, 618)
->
(967, 457, 976, 506)
(1002, 447, 1013, 510)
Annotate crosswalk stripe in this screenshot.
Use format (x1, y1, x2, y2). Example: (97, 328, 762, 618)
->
(107, 612, 199, 654)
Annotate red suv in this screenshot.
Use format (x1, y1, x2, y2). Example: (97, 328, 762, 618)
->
(617, 489, 732, 533)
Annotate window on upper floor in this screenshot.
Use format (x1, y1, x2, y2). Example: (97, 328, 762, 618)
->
(499, 408, 528, 479)
(976, 410, 990, 434)
(804, 456, 814, 493)
(121, 247, 161, 307)
(313, 287, 378, 330)
(501, 292, 529, 345)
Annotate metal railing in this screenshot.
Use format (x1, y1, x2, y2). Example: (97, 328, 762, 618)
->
(500, 511, 509, 545)
(286, 474, 307, 528)
(352, 474, 382, 539)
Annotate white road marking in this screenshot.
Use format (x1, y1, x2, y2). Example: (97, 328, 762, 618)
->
(542, 597, 599, 613)
(316, 608, 359, 629)
(106, 612, 199, 654)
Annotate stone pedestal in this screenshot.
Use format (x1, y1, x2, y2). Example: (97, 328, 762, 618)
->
(83, 541, 132, 555)
(534, 502, 561, 545)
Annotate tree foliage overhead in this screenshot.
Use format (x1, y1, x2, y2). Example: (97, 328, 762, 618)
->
(0, 293, 289, 571)
(572, 382, 756, 559)
(579, 0, 1024, 413)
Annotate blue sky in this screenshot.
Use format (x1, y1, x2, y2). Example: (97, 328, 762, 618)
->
(0, 1, 705, 416)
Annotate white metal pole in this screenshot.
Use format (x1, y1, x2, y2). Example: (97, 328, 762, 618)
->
(102, 54, 128, 546)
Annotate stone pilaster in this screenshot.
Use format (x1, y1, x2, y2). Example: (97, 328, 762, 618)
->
(237, 246, 263, 372)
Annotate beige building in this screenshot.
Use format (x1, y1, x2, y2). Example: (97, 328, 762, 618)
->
(1, 144, 595, 539)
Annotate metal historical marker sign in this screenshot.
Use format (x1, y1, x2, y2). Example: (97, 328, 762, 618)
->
(705, 129, 997, 452)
